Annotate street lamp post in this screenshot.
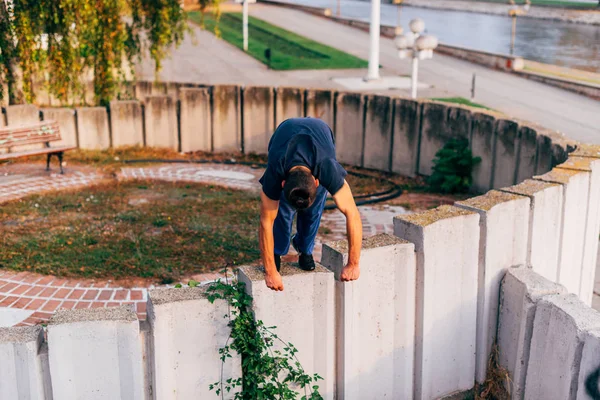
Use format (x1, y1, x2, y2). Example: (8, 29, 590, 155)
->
(508, 3, 530, 56)
(366, 0, 382, 81)
(394, 18, 438, 99)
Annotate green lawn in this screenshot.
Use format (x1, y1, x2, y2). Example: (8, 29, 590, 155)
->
(189, 11, 368, 70)
(431, 97, 492, 110)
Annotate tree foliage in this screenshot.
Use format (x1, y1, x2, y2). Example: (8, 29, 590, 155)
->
(427, 137, 481, 194)
(0, 0, 193, 106)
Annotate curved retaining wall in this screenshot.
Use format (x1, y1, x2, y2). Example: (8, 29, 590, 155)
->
(1, 81, 599, 400)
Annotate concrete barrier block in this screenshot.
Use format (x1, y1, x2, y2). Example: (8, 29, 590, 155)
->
(238, 263, 335, 399)
(456, 190, 530, 383)
(135, 81, 153, 103)
(535, 134, 554, 176)
(76, 106, 111, 150)
(493, 119, 520, 188)
(470, 112, 497, 193)
(179, 88, 211, 153)
(320, 234, 416, 400)
(148, 287, 241, 399)
(334, 92, 365, 166)
(447, 106, 471, 138)
(363, 95, 393, 171)
(577, 329, 600, 400)
(501, 179, 563, 282)
(516, 126, 538, 183)
(242, 86, 274, 154)
(525, 294, 600, 400)
(275, 87, 304, 126)
(497, 266, 566, 399)
(394, 206, 480, 399)
(0, 326, 49, 400)
(41, 107, 78, 148)
(165, 82, 182, 97)
(47, 306, 144, 400)
(391, 98, 420, 177)
(535, 168, 590, 295)
(144, 95, 178, 150)
(109, 100, 144, 147)
(305, 89, 334, 128)
(5, 104, 39, 126)
(558, 157, 600, 306)
(418, 102, 448, 176)
(212, 85, 241, 152)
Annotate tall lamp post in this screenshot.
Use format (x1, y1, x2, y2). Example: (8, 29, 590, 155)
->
(366, 0, 382, 81)
(508, 3, 530, 55)
(394, 18, 438, 99)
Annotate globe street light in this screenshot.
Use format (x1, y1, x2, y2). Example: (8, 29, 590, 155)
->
(394, 18, 438, 99)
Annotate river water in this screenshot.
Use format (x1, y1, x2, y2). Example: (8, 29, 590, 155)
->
(286, 0, 600, 72)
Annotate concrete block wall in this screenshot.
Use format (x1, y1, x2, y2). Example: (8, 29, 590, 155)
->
(212, 85, 241, 152)
(394, 206, 480, 399)
(144, 96, 178, 150)
(275, 87, 304, 126)
(110, 100, 144, 147)
(41, 108, 78, 148)
(238, 263, 336, 399)
(147, 287, 241, 399)
(179, 88, 211, 153)
(242, 86, 274, 154)
(334, 92, 365, 166)
(363, 95, 393, 171)
(76, 106, 111, 150)
(321, 234, 416, 399)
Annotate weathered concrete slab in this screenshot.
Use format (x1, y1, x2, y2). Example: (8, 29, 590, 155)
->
(526, 294, 600, 400)
(334, 92, 365, 166)
(144, 95, 178, 150)
(497, 266, 566, 399)
(394, 206, 479, 399)
(109, 100, 144, 147)
(536, 133, 554, 176)
(321, 234, 416, 399)
(179, 88, 211, 153)
(516, 125, 538, 183)
(501, 179, 563, 282)
(148, 288, 241, 399)
(242, 86, 274, 155)
(5, 104, 39, 126)
(238, 263, 335, 399)
(212, 85, 241, 152)
(493, 119, 520, 188)
(391, 98, 420, 177)
(47, 306, 144, 400)
(0, 326, 49, 400)
(535, 168, 590, 295)
(470, 112, 497, 193)
(41, 108, 78, 148)
(558, 157, 600, 306)
(275, 87, 304, 126)
(363, 95, 393, 171)
(456, 190, 530, 383)
(577, 329, 600, 400)
(305, 89, 334, 128)
(76, 107, 111, 150)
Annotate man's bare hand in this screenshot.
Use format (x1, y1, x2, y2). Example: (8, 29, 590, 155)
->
(340, 264, 360, 282)
(265, 271, 284, 291)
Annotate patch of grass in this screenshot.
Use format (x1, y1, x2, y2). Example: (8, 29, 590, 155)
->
(189, 11, 368, 70)
(0, 181, 261, 281)
(432, 97, 492, 110)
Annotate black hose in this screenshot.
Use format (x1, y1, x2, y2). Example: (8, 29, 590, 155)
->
(123, 158, 403, 209)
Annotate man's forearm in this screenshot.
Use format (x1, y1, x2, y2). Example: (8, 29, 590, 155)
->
(346, 208, 362, 266)
(259, 220, 278, 275)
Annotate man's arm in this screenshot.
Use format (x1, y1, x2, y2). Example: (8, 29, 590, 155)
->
(332, 180, 362, 281)
(259, 191, 284, 291)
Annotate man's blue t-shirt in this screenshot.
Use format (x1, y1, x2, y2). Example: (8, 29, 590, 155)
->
(259, 118, 347, 201)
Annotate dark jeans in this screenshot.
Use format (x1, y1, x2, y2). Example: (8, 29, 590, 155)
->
(273, 185, 327, 256)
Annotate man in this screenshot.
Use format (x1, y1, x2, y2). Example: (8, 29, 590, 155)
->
(259, 118, 362, 291)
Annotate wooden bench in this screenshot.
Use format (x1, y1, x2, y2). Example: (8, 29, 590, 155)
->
(0, 120, 76, 174)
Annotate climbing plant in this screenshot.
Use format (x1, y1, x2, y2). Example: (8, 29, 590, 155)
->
(177, 273, 324, 399)
(427, 137, 482, 194)
(0, 0, 196, 106)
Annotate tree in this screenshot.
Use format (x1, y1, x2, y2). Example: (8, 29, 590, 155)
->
(0, 0, 195, 106)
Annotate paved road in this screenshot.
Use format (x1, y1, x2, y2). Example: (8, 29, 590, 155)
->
(137, 3, 600, 143)
(248, 4, 600, 144)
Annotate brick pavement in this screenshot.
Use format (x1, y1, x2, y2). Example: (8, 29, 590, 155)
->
(0, 163, 396, 327)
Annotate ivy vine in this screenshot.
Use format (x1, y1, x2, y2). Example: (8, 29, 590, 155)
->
(177, 272, 324, 399)
(0, 0, 196, 106)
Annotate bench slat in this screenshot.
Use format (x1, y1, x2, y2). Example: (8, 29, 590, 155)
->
(0, 121, 62, 149)
(0, 145, 76, 160)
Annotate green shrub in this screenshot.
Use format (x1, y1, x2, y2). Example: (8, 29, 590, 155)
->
(427, 138, 481, 194)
